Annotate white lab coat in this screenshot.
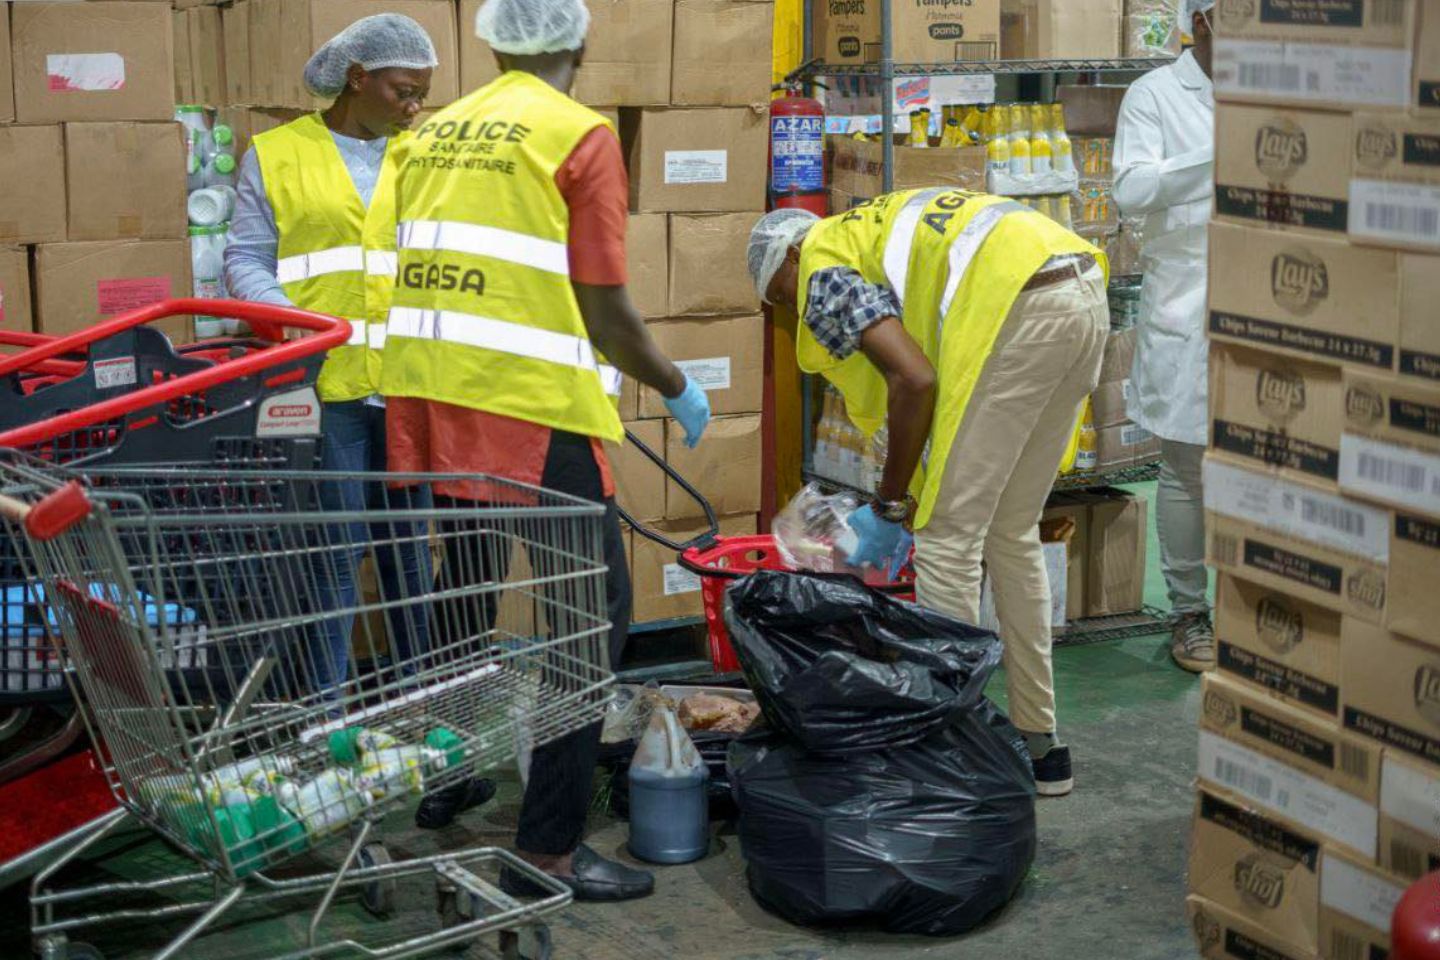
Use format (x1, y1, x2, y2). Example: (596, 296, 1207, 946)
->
(1113, 49, 1215, 446)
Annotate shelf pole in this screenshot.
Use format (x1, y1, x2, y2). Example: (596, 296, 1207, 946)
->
(880, 0, 894, 193)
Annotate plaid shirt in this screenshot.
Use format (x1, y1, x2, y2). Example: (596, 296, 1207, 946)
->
(803, 268, 903, 361)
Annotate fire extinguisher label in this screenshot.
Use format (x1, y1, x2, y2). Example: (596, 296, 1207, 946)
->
(771, 115, 825, 193)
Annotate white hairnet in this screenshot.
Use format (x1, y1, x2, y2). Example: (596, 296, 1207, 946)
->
(748, 209, 820, 304)
(1186, 0, 1216, 18)
(303, 14, 439, 99)
(475, 0, 591, 55)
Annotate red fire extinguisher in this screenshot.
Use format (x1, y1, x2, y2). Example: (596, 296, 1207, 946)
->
(768, 67, 827, 217)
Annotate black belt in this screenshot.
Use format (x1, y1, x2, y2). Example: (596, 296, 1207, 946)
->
(1023, 253, 1098, 292)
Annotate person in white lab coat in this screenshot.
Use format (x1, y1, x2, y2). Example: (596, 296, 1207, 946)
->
(1113, 0, 1216, 674)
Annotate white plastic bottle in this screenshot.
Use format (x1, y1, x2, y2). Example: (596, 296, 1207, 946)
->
(203, 123, 235, 167)
(204, 151, 237, 190)
(190, 225, 227, 339)
(186, 152, 206, 194)
(187, 186, 235, 227)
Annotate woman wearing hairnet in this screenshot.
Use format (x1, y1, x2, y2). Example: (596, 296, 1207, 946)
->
(225, 16, 493, 828)
(1114, 0, 1216, 673)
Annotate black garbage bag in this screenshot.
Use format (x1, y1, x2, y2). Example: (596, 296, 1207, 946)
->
(729, 703, 1038, 936)
(725, 570, 1002, 752)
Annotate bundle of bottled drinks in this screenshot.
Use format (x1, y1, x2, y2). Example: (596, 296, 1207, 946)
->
(176, 105, 239, 338)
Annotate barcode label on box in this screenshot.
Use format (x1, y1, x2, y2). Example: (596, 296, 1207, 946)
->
(1321, 852, 1403, 934)
(1215, 39, 1411, 107)
(93, 356, 137, 390)
(1203, 457, 1390, 562)
(1199, 731, 1378, 856)
(662, 563, 702, 596)
(47, 53, 125, 92)
(664, 150, 728, 186)
(1328, 929, 1368, 960)
(1372, 0, 1406, 27)
(1340, 434, 1440, 517)
(1388, 840, 1439, 879)
(1121, 424, 1153, 446)
(1350, 180, 1440, 249)
(1380, 755, 1440, 835)
(675, 357, 731, 392)
(1339, 743, 1372, 783)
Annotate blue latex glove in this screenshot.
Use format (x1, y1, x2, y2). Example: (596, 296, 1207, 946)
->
(844, 504, 911, 579)
(663, 375, 711, 449)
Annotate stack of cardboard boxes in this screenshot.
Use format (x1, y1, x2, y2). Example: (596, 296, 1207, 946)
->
(1190, 5, 1440, 957)
(1, 2, 191, 345)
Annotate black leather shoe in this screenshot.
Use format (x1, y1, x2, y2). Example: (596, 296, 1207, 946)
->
(414, 776, 497, 830)
(499, 844, 655, 902)
(1033, 745, 1074, 798)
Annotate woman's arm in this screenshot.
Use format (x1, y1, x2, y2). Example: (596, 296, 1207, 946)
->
(223, 147, 294, 307)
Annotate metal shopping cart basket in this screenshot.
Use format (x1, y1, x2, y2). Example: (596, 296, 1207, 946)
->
(0, 456, 614, 959)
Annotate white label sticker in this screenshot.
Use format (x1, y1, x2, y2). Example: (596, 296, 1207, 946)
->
(661, 563, 702, 596)
(1214, 39, 1411, 107)
(675, 357, 732, 392)
(255, 386, 322, 437)
(1321, 853, 1402, 933)
(1203, 457, 1391, 563)
(664, 150, 728, 186)
(1121, 424, 1153, 446)
(1381, 754, 1440, 835)
(92, 356, 137, 390)
(1350, 179, 1440, 249)
(46, 53, 126, 92)
(1199, 731, 1379, 857)
(1340, 434, 1440, 519)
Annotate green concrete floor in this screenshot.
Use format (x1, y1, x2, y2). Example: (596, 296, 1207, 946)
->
(1, 482, 1207, 960)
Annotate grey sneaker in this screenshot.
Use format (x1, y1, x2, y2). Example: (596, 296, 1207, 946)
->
(1171, 612, 1215, 674)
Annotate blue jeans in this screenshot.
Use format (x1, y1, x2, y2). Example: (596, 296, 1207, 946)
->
(309, 400, 433, 698)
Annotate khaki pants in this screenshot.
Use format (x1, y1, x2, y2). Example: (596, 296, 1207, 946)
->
(914, 264, 1109, 735)
(1157, 438, 1209, 616)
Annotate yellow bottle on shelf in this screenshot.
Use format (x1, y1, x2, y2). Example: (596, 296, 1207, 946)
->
(940, 117, 962, 149)
(1074, 399, 1098, 473)
(1049, 102, 1074, 175)
(909, 108, 931, 148)
(1029, 104, 1053, 175)
(985, 107, 1011, 176)
(960, 107, 984, 144)
(1008, 103, 1031, 176)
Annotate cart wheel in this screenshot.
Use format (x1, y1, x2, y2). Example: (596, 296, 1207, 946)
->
(436, 883, 485, 955)
(501, 925, 553, 960)
(358, 843, 396, 917)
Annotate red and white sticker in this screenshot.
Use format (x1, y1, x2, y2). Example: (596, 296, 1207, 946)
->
(93, 356, 137, 390)
(47, 53, 126, 92)
(256, 386, 322, 437)
(96, 276, 169, 317)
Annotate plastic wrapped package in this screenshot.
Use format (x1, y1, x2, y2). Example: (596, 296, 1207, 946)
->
(770, 482, 863, 575)
(725, 571, 1005, 753)
(1123, 0, 1181, 57)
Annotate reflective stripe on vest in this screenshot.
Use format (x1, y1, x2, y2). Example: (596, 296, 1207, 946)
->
(938, 200, 1027, 327)
(387, 307, 620, 396)
(881, 188, 946, 298)
(276, 247, 399, 283)
(397, 220, 570, 276)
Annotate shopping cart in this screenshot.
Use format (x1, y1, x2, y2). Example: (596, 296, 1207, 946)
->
(0, 456, 614, 959)
(618, 429, 914, 674)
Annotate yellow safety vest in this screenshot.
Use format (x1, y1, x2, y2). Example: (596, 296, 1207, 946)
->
(253, 113, 402, 402)
(798, 189, 1108, 529)
(379, 70, 624, 442)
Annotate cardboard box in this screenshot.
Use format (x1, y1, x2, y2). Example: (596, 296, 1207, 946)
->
(640, 316, 764, 419)
(829, 137, 988, 197)
(812, 0, 882, 66)
(1342, 369, 1440, 461)
(1379, 749, 1440, 880)
(629, 108, 768, 214)
(1348, 112, 1440, 254)
(619, 375, 639, 422)
(1341, 618, 1440, 771)
(1401, 252, 1440, 383)
(667, 212, 762, 316)
(631, 513, 756, 623)
(1213, 2, 1414, 111)
(1189, 789, 1322, 953)
(0, 125, 67, 246)
(1338, 431, 1440, 523)
(1208, 342, 1344, 487)
(890, 0, 1001, 63)
(1098, 326, 1136, 383)
(1001, 0, 1122, 60)
(222, 1, 249, 106)
(1094, 422, 1159, 470)
(1215, 574, 1343, 720)
(12, 2, 175, 123)
(1204, 454, 1390, 624)
(1418, 2, 1440, 113)
(0, 2, 13, 124)
(185, 7, 226, 108)
(264, 0, 460, 109)
(1056, 85, 1128, 138)
(626, 214, 667, 318)
(664, 414, 761, 521)
(1214, 104, 1353, 238)
(459, 0, 673, 106)
(828, 186, 870, 212)
(1319, 847, 1403, 960)
(65, 123, 187, 242)
(1088, 378, 1131, 429)
(33, 240, 192, 343)
(1206, 222, 1399, 373)
(671, 0, 773, 107)
(0, 247, 32, 337)
(1388, 512, 1440, 646)
(1042, 498, 1089, 621)
(1202, 670, 1380, 807)
(607, 419, 665, 525)
(172, 10, 193, 104)
(1085, 490, 1146, 618)
(1187, 895, 1317, 960)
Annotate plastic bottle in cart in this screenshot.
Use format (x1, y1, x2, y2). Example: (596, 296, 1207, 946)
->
(204, 151, 237, 190)
(190, 225, 228, 339)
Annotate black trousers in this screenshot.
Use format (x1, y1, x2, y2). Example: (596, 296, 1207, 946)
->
(434, 430, 631, 856)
